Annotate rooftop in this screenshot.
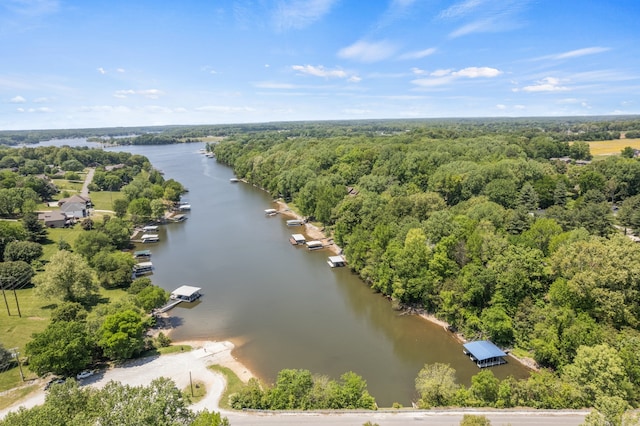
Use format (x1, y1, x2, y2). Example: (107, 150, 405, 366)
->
(463, 341, 506, 361)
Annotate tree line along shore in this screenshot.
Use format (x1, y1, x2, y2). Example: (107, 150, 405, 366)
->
(1, 117, 640, 424)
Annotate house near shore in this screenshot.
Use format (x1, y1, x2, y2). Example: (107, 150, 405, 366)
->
(60, 201, 88, 219)
(37, 211, 69, 228)
(58, 194, 91, 208)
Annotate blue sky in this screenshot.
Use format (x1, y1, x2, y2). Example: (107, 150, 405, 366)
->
(1, 0, 639, 130)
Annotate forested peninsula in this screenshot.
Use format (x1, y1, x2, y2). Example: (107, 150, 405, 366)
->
(211, 116, 640, 412)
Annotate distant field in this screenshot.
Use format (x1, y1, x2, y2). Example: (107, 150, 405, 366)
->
(588, 138, 640, 156)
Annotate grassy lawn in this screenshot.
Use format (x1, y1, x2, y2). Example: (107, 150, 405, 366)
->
(89, 190, 124, 212)
(41, 225, 85, 261)
(207, 365, 245, 410)
(588, 138, 640, 156)
(182, 380, 207, 403)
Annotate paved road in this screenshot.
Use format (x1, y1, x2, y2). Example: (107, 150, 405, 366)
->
(81, 167, 94, 198)
(0, 345, 590, 425)
(224, 409, 589, 425)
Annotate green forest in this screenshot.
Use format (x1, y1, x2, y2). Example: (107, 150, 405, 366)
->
(210, 116, 640, 411)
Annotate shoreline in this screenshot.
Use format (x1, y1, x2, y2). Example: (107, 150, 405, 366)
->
(273, 199, 342, 255)
(269, 195, 540, 373)
(171, 339, 255, 383)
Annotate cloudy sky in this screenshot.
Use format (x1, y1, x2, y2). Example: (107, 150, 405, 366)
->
(1, 0, 638, 130)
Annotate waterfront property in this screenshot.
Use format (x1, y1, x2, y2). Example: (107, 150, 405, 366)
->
(286, 219, 304, 226)
(132, 261, 154, 277)
(133, 249, 151, 259)
(171, 214, 188, 222)
(170, 285, 202, 302)
(327, 255, 346, 267)
(463, 340, 507, 368)
(141, 234, 160, 243)
(306, 240, 324, 250)
(290, 234, 306, 245)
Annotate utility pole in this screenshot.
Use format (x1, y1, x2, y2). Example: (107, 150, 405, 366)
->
(1, 283, 10, 316)
(10, 348, 24, 381)
(12, 287, 21, 317)
(189, 371, 194, 397)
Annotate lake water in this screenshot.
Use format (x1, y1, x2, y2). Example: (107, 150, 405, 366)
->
(41, 139, 531, 406)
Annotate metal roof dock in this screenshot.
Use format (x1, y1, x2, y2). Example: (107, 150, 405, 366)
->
(463, 340, 507, 368)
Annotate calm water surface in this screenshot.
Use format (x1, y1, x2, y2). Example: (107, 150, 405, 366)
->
(43, 139, 531, 406)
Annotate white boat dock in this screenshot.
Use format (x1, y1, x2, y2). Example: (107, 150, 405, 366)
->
(306, 240, 324, 250)
(156, 286, 203, 313)
(290, 234, 306, 245)
(265, 208, 278, 216)
(286, 219, 304, 226)
(141, 234, 160, 243)
(327, 255, 346, 267)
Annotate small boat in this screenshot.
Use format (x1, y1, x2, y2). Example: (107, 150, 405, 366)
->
(179, 204, 191, 211)
(230, 178, 239, 183)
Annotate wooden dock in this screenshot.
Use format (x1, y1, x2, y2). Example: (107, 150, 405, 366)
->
(156, 299, 183, 313)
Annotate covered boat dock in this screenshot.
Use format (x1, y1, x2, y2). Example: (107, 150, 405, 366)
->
(327, 255, 346, 267)
(290, 234, 306, 245)
(170, 285, 202, 302)
(463, 340, 507, 368)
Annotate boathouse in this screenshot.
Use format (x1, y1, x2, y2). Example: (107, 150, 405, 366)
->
(133, 250, 151, 259)
(265, 208, 277, 216)
(170, 285, 202, 302)
(132, 261, 154, 277)
(463, 340, 507, 368)
(286, 219, 304, 226)
(142, 225, 159, 232)
(141, 234, 160, 243)
(290, 234, 306, 245)
(306, 240, 323, 250)
(327, 255, 346, 267)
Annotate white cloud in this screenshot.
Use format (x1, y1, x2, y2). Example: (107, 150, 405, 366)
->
(272, 0, 338, 31)
(542, 47, 611, 60)
(516, 77, 569, 93)
(97, 67, 106, 75)
(116, 68, 125, 73)
(439, 0, 486, 19)
(453, 67, 502, 78)
(411, 67, 427, 75)
(113, 89, 164, 99)
(412, 67, 502, 88)
(398, 47, 437, 60)
(27, 107, 53, 113)
(496, 104, 506, 110)
(440, 0, 531, 38)
(10, 95, 26, 103)
(338, 40, 397, 63)
(292, 65, 360, 82)
(254, 81, 297, 89)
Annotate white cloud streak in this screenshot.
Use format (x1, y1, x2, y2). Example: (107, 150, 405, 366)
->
(412, 67, 503, 88)
(10, 95, 26, 103)
(515, 77, 569, 92)
(398, 47, 437, 60)
(535, 46, 611, 61)
(292, 65, 361, 82)
(338, 40, 397, 63)
(114, 89, 164, 99)
(272, 0, 338, 31)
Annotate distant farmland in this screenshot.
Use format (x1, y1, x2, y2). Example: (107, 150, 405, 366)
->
(588, 138, 640, 156)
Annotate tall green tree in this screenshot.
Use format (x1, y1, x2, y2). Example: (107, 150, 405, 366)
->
(415, 363, 459, 407)
(25, 320, 93, 376)
(98, 309, 146, 360)
(34, 250, 98, 303)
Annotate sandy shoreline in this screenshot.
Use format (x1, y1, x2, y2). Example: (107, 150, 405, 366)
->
(273, 200, 342, 255)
